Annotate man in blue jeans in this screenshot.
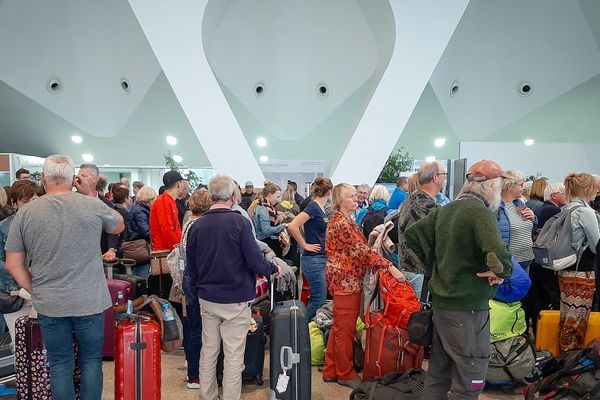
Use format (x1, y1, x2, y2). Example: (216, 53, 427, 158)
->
(5, 155, 123, 400)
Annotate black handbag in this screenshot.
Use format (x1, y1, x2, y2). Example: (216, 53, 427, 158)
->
(407, 276, 433, 346)
(0, 290, 24, 314)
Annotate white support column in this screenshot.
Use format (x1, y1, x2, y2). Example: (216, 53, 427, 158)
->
(331, 0, 470, 185)
(128, 0, 265, 184)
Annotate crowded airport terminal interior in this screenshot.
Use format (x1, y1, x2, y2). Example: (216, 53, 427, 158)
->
(1, 1, 600, 399)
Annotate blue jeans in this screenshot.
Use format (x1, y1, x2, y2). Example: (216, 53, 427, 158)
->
(404, 271, 425, 300)
(37, 313, 105, 400)
(133, 263, 150, 278)
(183, 295, 202, 380)
(301, 255, 327, 321)
(519, 260, 532, 274)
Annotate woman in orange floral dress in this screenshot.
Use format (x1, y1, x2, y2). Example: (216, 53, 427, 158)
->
(322, 183, 405, 388)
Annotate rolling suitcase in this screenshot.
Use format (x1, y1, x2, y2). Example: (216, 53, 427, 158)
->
(217, 316, 265, 385)
(115, 315, 161, 400)
(536, 310, 600, 356)
(112, 274, 148, 299)
(14, 316, 81, 399)
(269, 299, 311, 400)
(104, 279, 133, 358)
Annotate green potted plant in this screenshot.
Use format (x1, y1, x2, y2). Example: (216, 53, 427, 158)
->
(376, 147, 414, 183)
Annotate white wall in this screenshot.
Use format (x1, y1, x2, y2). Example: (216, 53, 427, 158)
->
(459, 142, 600, 182)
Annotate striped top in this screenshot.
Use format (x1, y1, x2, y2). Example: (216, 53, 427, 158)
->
(505, 203, 534, 262)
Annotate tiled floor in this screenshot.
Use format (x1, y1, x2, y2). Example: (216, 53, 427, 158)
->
(100, 351, 524, 399)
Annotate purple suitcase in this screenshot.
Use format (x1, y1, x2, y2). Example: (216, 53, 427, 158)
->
(103, 279, 132, 358)
(15, 316, 81, 399)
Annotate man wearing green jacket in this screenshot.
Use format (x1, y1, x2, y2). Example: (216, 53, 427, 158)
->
(405, 160, 513, 399)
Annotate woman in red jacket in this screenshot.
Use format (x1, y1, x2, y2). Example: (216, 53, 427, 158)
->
(323, 183, 405, 388)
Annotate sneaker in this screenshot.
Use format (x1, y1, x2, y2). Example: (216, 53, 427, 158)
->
(337, 377, 361, 389)
(187, 377, 200, 389)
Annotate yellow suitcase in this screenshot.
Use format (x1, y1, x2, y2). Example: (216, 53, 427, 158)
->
(536, 310, 600, 356)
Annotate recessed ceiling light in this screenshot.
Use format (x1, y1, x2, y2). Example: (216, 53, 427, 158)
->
(259, 156, 269, 163)
(256, 137, 267, 147)
(71, 135, 83, 144)
(434, 138, 446, 148)
(524, 139, 535, 146)
(172, 154, 183, 163)
(82, 154, 94, 162)
(166, 136, 178, 145)
(425, 156, 436, 162)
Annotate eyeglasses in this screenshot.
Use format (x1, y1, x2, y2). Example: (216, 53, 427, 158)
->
(436, 172, 448, 176)
(357, 191, 369, 196)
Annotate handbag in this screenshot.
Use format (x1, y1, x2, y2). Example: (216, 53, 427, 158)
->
(121, 239, 151, 264)
(150, 250, 171, 276)
(0, 290, 24, 314)
(407, 275, 433, 347)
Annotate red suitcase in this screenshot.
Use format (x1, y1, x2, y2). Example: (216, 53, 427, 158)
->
(115, 316, 161, 400)
(103, 279, 132, 357)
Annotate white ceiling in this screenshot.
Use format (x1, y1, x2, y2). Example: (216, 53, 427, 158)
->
(0, 0, 599, 168)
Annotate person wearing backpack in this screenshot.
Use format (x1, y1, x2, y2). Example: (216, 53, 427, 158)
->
(355, 185, 394, 238)
(556, 173, 600, 354)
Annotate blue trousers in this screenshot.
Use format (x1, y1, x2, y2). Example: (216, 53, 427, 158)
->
(37, 312, 105, 400)
(183, 295, 202, 380)
(301, 255, 327, 320)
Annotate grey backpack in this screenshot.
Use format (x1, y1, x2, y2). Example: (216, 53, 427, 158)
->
(487, 335, 535, 383)
(532, 205, 585, 271)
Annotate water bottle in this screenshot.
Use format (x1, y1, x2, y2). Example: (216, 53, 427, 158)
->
(162, 303, 175, 321)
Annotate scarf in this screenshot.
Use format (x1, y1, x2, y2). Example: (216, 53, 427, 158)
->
(261, 199, 278, 226)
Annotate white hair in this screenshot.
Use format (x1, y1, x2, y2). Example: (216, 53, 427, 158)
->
(522, 181, 533, 197)
(44, 155, 75, 185)
(544, 182, 565, 202)
(357, 183, 371, 192)
(501, 169, 526, 191)
(369, 185, 390, 204)
(460, 177, 503, 207)
(208, 175, 236, 202)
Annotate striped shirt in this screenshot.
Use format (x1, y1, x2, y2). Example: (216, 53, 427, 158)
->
(505, 203, 534, 262)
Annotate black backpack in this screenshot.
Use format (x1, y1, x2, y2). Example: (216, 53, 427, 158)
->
(524, 338, 600, 399)
(350, 369, 425, 400)
(361, 206, 389, 238)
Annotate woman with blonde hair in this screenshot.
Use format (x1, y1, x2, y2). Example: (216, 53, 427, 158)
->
(558, 173, 600, 353)
(323, 183, 404, 388)
(526, 178, 548, 216)
(407, 173, 420, 194)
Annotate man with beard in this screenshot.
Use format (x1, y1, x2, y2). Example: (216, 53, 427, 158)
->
(405, 160, 513, 399)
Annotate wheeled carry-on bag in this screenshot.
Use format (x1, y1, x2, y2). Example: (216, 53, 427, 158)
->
(217, 316, 266, 385)
(104, 279, 133, 358)
(115, 315, 161, 400)
(112, 274, 148, 299)
(269, 299, 311, 400)
(536, 310, 600, 356)
(14, 316, 81, 399)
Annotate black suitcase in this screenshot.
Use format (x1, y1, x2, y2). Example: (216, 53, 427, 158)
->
(217, 316, 265, 385)
(269, 300, 311, 400)
(111, 274, 148, 299)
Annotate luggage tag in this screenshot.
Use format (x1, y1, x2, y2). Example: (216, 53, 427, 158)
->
(178, 248, 186, 272)
(276, 368, 290, 393)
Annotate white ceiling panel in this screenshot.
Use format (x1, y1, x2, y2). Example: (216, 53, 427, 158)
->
(429, 0, 600, 140)
(0, 0, 161, 137)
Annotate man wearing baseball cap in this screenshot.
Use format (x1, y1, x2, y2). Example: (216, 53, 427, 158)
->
(150, 170, 187, 251)
(240, 181, 256, 211)
(405, 159, 513, 399)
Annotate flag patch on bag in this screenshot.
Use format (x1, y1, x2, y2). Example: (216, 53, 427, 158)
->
(470, 380, 484, 391)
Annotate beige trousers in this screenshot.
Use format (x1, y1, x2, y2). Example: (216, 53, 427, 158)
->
(198, 298, 251, 400)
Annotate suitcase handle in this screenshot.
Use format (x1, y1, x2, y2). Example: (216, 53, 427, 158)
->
(280, 346, 299, 371)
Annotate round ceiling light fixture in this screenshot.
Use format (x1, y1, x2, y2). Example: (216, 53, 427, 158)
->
(82, 153, 94, 162)
(450, 80, 460, 97)
(524, 139, 535, 146)
(120, 78, 131, 94)
(434, 138, 446, 148)
(517, 81, 533, 96)
(71, 135, 83, 144)
(256, 137, 267, 147)
(259, 155, 269, 163)
(46, 78, 63, 94)
(172, 154, 183, 163)
(254, 81, 265, 98)
(425, 156, 436, 162)
(166, 135, 178, 145)
(317, 82, 328, 98)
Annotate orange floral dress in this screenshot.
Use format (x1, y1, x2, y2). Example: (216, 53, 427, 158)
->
(325, 212, 390, 295)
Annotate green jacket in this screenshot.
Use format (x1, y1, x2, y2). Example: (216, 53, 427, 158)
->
(404, 193, 513, 311)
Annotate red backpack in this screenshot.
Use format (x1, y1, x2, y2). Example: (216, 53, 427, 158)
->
(372, 270, 421, 329)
